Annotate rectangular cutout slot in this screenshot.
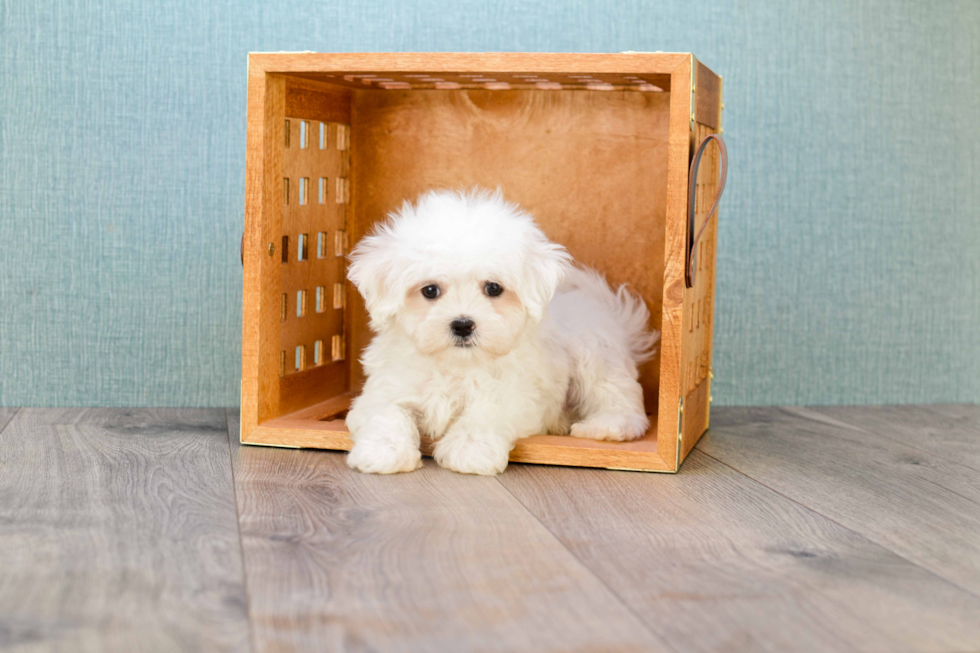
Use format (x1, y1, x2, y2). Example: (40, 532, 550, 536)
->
(331, 334, 345, 362)
(299, 177, 308, 205)
(279, 350, 286, 377)
(281, 235, 289, 263)
(297, 233, 308, 261)
(299, 120, 308, 149)
(295, 345, 306, 371)
(284, 120, 290, 148)
(319, 122, 327, 149)
(336, 124, 349, 150)
(318, 177, 327, 204)
(315, 286, 325, 313)
(314, 339, 324, 365)
(283, 178, 289, 205)
(296, 289, 307, 317)
(334, 230, 346, 257)
(333, 283, 344, 309)
(316, 231, 327, 258)
(280, 293, 287, 321)
(335, 178, 348, 204)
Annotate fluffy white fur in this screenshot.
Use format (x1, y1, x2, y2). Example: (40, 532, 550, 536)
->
(345, 188, 659, 475)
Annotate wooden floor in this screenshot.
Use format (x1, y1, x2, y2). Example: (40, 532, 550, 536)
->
(1, 405, 979, 652)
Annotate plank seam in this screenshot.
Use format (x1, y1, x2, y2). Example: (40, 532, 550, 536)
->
(225, 407, 260, 653)
(0, 408, 20, 435)
(820, 405, 980, 476)
(786, 407, 980, 506)
(694, 444, 980, 604)
(493, 471, 680, 653)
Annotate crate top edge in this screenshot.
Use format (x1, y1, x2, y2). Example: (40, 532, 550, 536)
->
(247, 51, 701, 76)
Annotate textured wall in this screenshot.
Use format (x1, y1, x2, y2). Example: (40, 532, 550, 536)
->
(1, 0, 977, 407)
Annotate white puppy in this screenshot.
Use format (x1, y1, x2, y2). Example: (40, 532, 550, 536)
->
(345, 188, 658, 475)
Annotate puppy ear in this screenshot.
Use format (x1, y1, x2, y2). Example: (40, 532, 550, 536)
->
(347, 227, 403, 328)
(520, 233, 572, 321)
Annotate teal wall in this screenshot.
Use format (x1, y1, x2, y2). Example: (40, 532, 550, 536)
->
(1, 0, 978, 407)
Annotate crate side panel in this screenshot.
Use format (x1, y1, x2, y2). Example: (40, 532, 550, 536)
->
(656, 59, 695, 470)
(242, 71, 286, 437)
(682, 376, 710, 459)
(680, 120, 721, 461)
(347, 94, 371, 395)
(276, 87, 352, 415)
(694, 61, 721, 130)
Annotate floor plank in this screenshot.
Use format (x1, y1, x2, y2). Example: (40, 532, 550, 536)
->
(227, 409, 666, 653)
(499, 451, 980, 653)
(810, 404, 980, 472)
(699, 406, 980, 598)
(0, 408, 250, 652)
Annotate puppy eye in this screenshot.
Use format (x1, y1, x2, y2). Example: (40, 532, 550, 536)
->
(421, 284, 441, 300)
(484, 282, 503, 297)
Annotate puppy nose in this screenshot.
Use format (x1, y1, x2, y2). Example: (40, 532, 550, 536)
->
(450, 317, 476, 337)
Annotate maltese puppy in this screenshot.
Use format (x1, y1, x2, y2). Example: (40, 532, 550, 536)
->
(345, 188, 658, 475)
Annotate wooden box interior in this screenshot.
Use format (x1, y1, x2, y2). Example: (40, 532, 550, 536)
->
(241, 54, 721, 472)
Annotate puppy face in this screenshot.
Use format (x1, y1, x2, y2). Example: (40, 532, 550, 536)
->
(400, 275, 527, 357)
(348, 188, 571, 359)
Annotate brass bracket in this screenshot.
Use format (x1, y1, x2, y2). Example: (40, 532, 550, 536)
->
(675, 397, 684, 470)
(706, 368, 713, 430)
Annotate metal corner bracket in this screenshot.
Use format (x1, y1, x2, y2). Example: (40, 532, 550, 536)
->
(675, 396, 684, 470)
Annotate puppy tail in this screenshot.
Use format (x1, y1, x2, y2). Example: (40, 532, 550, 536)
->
(564, 266, 661, 364)
(616, 284, 661, 365)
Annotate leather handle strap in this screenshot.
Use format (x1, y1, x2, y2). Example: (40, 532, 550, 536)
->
(685, 133, 728, 288)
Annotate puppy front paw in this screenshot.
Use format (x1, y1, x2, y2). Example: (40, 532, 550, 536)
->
(433, 432, 510, 476)
(347, 437, 422, 474)
(570, 412, 648, 442)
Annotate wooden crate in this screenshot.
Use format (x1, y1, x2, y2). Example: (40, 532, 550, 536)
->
(241, 52, 723, 472)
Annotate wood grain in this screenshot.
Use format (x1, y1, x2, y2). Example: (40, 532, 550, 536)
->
(2, 404, 977, 651)
(0, 408, 249, 652)
(241, 62, 286, 440)
(810, 404, 980, 472)
(700, 406, 980, 596)
(284, 81, 351, 123)
(498, 451, 980, 653)
(227, 409, 667, 653)
(694, 60, 721, 129)
(251, 51, 691, 77)
(351, 85, 670, 414)
(655, 56, 697, 470)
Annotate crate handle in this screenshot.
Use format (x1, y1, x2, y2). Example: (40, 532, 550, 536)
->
(685, 133, 728, 288)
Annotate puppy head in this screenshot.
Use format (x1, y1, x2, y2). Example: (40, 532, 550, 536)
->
(348, 188, 571, 357)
